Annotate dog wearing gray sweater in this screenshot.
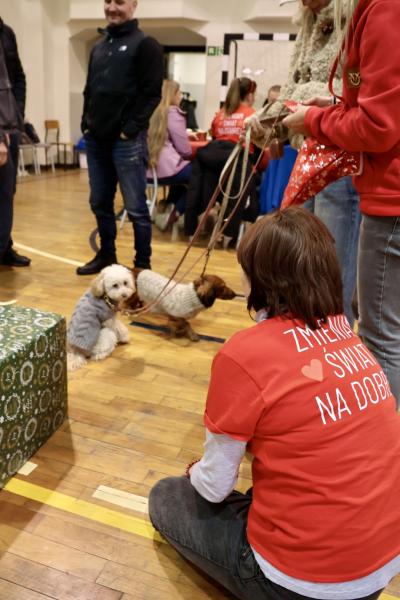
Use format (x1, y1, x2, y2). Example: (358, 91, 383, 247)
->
(67, 264, 135, 371)
(124, 270, 237, 341)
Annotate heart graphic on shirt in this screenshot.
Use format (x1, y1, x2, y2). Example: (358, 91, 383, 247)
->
(301, 359, 324, 382)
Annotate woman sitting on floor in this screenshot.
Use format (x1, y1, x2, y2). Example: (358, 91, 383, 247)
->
(184, 77, 259, 242)
(150, 207, 400, 600)
(147, 79, 192, 229)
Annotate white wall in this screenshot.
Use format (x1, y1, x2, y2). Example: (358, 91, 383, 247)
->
(0, 0, 297, 142)
(168, 53, 206, 129)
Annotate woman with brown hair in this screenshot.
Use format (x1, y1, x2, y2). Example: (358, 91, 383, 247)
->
(211, 77, 257, 144)
(147, 79, 192, 224)
(150, 207, 400, 600)
(184, 77, 258, 240)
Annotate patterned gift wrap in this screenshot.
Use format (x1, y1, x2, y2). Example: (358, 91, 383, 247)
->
(0, 306, 68, 487)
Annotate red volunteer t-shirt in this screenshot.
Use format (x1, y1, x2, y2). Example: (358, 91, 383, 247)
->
(211, 104, 255, 145)
(205, 314, 400, 582)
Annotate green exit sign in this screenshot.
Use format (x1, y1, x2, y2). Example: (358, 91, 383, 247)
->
(207, 46, 223, 56)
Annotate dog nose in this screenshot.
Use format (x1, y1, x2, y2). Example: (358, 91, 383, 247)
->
(121, 293, 127, 299)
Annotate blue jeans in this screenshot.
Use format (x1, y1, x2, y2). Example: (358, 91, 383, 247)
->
(149, 477, 383, 600)
(358, 215, 400, 407)
(0, 133, 20, 256)
(305, 177, 361, 327)
(85, 131, 151, 268)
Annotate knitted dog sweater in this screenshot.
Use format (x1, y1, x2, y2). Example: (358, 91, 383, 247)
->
(68, 291, 115, 353)
(136, 270, 204, 319)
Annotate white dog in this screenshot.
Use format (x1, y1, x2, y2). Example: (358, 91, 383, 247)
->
(67, 264, 135, 371)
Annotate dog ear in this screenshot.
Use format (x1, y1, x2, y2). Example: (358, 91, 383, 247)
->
(194, 277, 217, 308)
(91, 273, 105, 297)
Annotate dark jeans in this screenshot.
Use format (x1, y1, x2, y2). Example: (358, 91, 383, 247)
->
(184, 140, 258, 239)
(149, 477, 383, 600)
(0, 132, 19, 257)
(158, 163, 192, 215)
(85, 131, 151, 269)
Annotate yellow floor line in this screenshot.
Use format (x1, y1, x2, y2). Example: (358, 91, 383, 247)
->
(3, 480, 399, 598)
(4, 478, 164, 543)
(14, 243, 82, 267)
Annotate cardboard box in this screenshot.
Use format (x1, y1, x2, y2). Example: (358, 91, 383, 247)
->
(0, 306, 68, 487)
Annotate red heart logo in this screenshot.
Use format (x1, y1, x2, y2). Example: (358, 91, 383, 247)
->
(301, 359, 324, 382)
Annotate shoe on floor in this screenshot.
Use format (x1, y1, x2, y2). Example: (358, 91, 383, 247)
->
(0, 248, 31, 267)
(76, 251, 117, 275)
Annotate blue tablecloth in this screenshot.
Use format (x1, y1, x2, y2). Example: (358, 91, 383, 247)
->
(259, 145, 298, 214)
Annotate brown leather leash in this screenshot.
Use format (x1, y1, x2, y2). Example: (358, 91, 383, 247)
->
(128, 108, 285, 318)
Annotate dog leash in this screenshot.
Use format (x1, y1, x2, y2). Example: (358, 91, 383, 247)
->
(128, 108, 285, 318)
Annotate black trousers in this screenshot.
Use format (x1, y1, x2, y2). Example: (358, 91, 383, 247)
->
(0, 132, 19, 256)
(184, 140, 259, 239)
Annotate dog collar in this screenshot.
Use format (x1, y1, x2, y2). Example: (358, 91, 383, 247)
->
(103, 294, 118, 311)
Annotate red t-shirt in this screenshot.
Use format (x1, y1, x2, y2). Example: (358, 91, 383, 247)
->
(205, 314, 400, 582)
(211, 104, 255, 145)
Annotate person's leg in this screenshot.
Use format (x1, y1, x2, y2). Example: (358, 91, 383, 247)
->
(313, 177, 361, 327)
(358, 215, 400, 407)
(113, 131, 151, 269)
(150, 476, 268, 600)
(162, 164, 193, 215)
(0, 147, 15, 257)
(0, 133, 31, 266)
(85, 134, 118, 258)
(184, 157, 205, 236)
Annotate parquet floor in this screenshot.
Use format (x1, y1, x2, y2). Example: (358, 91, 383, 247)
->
(0, 169, 398, 600)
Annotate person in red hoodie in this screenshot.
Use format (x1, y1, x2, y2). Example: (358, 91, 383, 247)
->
(283, 0, 400, 408)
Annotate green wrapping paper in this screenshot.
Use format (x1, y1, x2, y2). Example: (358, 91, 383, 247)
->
(0, 306, 68, 487)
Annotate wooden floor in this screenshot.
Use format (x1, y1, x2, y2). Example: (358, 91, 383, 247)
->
(0, 169, 398, 600)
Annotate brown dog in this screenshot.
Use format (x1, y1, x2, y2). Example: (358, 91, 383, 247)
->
(125, 270, 236, 341)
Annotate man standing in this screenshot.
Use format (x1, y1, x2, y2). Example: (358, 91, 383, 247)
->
(77, 0, 164, 275)
(0, 18, 31, 267)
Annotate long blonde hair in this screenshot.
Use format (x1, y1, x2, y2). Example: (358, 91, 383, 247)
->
(334, 0, 359, 51)
(148, 79, 180, 168)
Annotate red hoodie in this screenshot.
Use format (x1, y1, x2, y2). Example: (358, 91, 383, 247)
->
(304, 0, 400, 217)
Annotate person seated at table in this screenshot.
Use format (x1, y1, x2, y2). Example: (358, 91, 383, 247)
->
(150, 207, 400, 600)
(147, 79, 192, 229)
(262, 84, 281, 107)
(184, 77, 259, 242)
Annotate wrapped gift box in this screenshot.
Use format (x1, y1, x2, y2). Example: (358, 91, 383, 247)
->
(0, 306, 68, 487)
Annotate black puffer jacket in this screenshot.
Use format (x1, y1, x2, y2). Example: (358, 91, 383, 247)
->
(0, 19, 26, 144)
(82, 19, 163, 140)
(0, 19, 26, 117)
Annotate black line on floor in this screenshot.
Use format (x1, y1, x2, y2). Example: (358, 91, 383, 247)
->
(130, 320, 226, 343)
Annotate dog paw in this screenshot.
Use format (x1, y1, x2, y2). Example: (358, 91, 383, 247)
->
(188, 331, 200, 342)
(118, 333, 130, 344)
(115, 321, 130, 343)
(91, 351, 111, 361)
(67, 352, 87, 371)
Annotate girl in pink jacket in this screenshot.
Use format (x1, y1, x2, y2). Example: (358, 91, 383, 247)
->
(147, 80, 192, 223)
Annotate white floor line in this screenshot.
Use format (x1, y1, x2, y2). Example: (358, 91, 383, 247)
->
(14, 243, 82, 267)
(92, 485, 149, 514)
(18, 461, 38, 476)
(0, 300, 18, 306)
